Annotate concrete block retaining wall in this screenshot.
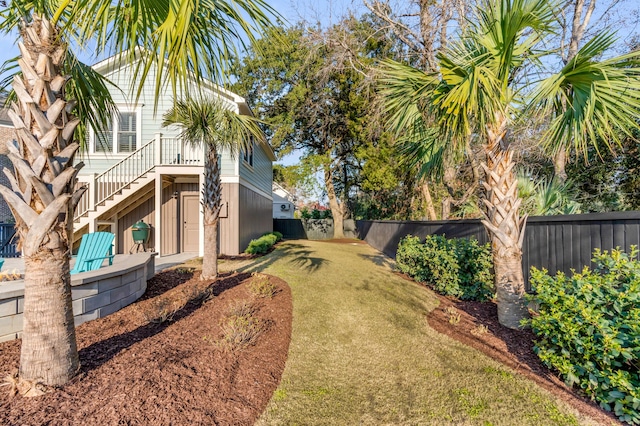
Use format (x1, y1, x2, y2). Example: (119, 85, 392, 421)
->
(0, 252, 155, 342)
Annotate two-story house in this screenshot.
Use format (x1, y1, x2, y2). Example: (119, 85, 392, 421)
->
(72, 53, 275, 256)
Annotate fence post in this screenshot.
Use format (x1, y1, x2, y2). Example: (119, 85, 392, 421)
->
(88, 173, 96, 212)
(155, 132, 162, 165)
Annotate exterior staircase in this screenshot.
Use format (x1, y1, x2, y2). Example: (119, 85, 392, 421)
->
(73, 134, 203, 237)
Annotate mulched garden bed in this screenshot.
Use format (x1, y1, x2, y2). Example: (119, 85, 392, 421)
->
(0, 269, 292, 426)
(427, 295, 623, 426)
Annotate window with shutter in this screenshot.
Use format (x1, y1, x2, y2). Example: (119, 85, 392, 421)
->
(118, 112, 137, 153)
(92, 110, 139, 154)
(95, 118, 113, 152)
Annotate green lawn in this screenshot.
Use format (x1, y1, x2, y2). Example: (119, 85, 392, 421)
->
(221, 240, 600, 426)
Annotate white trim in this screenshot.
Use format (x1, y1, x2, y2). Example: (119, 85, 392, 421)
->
(198, 172, 205, 257)
(155, 165, 203, 175)
(154, 174, 162, 256)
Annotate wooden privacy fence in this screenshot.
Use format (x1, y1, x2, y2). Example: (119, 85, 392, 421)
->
(273, 219, 357, 240)
(356, 211, 640, 291)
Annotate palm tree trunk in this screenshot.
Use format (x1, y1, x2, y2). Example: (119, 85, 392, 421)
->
(0, 14, 85, 392)
(201, 146, 221, 280)
(324, 165, 345, 238)
(481, 118, 528, 329)
(553, 150, 568, 183)
(20, 249, 78, 392)
(441, 164, 456, 219)
(421, 182, 438, 220)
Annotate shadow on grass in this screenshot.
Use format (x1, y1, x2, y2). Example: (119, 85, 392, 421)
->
(233, 242, 330, 274)
(358, 253, 395, 270)
(78, 272, 250, 374)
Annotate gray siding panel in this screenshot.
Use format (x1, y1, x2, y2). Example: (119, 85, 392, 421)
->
(161, 184, 178, 256)
(219, 183, 240, 255)
(238, 185, 272, 253)
(118, 197, 155, 254)
(115, 181, 199, 255)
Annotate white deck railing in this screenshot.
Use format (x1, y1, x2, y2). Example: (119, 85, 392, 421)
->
(74, 134, 204, 219)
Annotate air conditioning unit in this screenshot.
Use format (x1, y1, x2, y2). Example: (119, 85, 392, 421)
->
(280, 203, 291, 211)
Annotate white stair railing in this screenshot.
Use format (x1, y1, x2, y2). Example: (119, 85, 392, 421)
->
(75, 138, 157, 219)
(160, 138, 203, 165)
(74, 135, 204, 221)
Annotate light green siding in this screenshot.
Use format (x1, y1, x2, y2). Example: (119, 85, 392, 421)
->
(80, 61, 237, 176)
(239, 142, 273, 196)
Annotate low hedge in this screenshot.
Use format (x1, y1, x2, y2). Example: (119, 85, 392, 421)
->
(245, 232, 282, 255)
(527, 247, 640, 425)
(396, 235, 494, 301)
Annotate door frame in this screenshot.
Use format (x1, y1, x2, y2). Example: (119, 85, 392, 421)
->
(180, 192, 199, 253)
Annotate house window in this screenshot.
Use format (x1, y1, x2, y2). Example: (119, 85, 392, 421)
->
(243, 137, 254, 167)
(95, 118, 113, 153)
(93, 110, 139, 154)
(118, 112, 137, 153)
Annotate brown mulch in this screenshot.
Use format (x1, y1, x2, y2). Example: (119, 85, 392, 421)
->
(427, 294, 623, 426)
(0, 269, 292, 426)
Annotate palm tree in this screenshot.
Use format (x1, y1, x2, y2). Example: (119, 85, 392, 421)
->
(0, 0, 277, 393)
(162, 98, 264, 281)
(379, 0, 640, 328)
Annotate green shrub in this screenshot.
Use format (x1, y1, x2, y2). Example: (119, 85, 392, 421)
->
(396, 235, 494, 301)
(245, 233, 278, 254)
(258, 231, 283, 242)
(452, 238, 494, 301)
(527, 247, 640, 425)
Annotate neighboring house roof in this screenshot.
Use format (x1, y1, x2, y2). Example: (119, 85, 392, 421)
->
(0, 109, 10, 127)
(273, 182, 294, 202)
(92, 51, 276, 161)
(0, 97, 15, 156)
(0, 95, 11, 127)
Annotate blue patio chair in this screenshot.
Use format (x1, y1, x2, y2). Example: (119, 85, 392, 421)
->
(70, 232, 115, 275)
(0, 258, 4, 271)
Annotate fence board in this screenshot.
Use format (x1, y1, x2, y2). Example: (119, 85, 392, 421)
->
(273, 219, 357, 241)
(626, 223, 639, 251)
(356, 211, 640, 292)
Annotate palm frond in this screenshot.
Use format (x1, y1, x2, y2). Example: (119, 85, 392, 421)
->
(433, 36, 503, 143)
(162, 97, 264, 159)
(0, 44, 118, 152)
(72, 0, 280, 109)
(394, 125, 445, 181)
(64, 52, 120, 150)
(530, 31, 640, 157)
(516, 168, 581, 215)
(377, 59, 439, 136)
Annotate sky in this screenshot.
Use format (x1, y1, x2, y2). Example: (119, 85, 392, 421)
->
(0, 0, 638, 172)
(0, 0, 359, 71)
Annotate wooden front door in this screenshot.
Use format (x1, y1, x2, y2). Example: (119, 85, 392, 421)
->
(181, 193, 199, 253)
